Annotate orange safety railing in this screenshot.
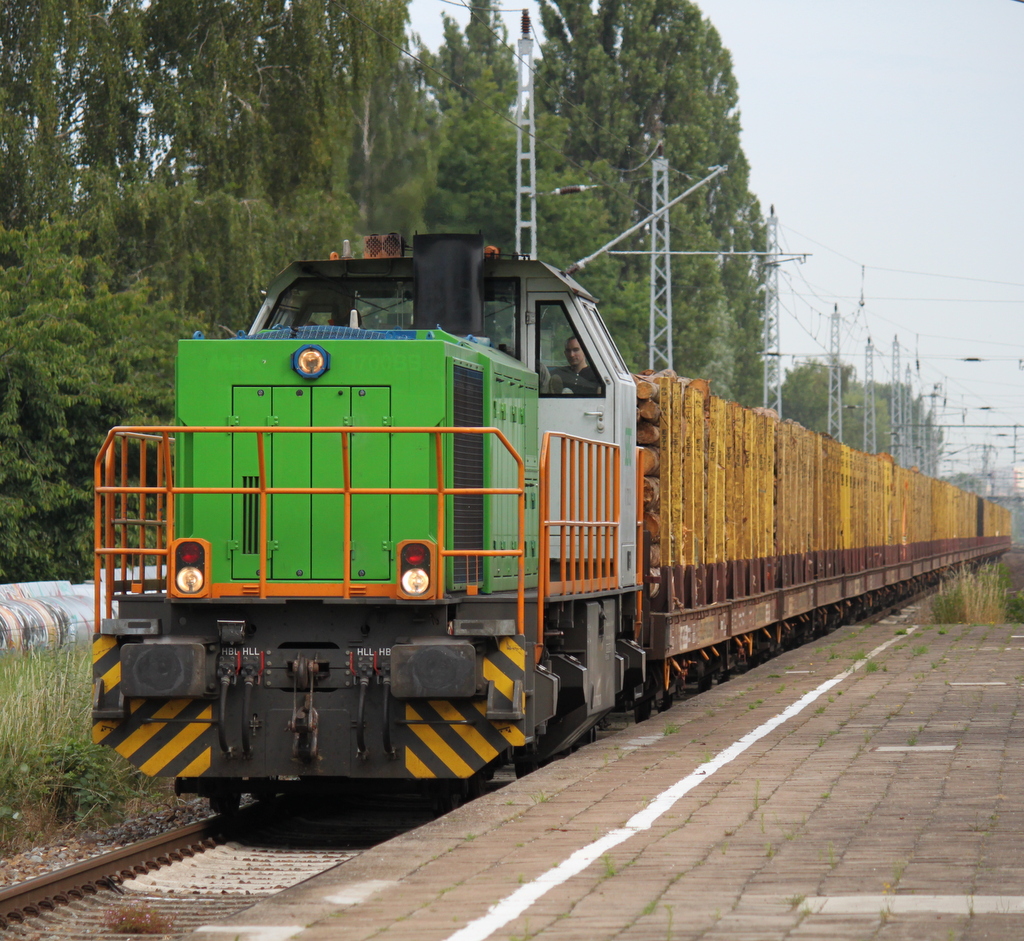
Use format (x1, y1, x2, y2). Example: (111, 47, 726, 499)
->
(538, 432, 620, 652)
(94, 426, 526, 631)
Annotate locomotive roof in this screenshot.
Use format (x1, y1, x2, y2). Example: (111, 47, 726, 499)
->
(248, 255, 596, 337)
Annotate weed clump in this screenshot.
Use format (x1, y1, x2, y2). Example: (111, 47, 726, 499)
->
(930, 565, 1007, 624)
(102, 901, 173, 934)
(0, 649, 169, 853)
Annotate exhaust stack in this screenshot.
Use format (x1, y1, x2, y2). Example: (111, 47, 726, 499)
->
(413, 234, 484, 337)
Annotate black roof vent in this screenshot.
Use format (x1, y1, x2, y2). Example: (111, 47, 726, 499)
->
(413, 234, 484, 337)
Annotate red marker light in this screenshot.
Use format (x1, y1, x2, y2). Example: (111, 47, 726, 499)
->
(402, 543, 428, 566)
(178, 542, 204, 566)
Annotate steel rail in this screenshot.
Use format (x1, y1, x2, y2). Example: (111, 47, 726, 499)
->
(0, 811, 253, 929)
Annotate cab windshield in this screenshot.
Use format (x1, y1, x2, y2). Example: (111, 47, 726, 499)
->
(266, 278, 414, 331)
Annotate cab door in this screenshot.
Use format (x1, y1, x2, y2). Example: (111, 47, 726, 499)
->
(525, 293, 638, 589)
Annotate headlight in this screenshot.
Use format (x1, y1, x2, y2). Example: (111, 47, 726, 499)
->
(400, 568, 430, 595)
(175, 565, 205, 594)
(292, 344, 330, 379)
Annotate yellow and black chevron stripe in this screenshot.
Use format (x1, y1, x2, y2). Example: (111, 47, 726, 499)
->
(483, 635, 527, 718)
(402, 635, 528, 779)
(402, 699, 522, 778)
(92, 635, 214, 778)
(92, 634, 120, 723)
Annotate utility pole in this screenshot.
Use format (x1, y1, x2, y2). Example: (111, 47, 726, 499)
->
(982, 444, 996, 495)
(762, 207, 782, 415)
(649, 147, 672, 370)
(828, 305, 843, 442)
(864, 338, 877, 453)
(905, 364, 916, 468)
(514, 12, 536, 259)
(891, 337, 902, 464)
(927, 383, 942, 476)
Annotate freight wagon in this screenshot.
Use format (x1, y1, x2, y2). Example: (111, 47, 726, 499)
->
(91, 234, 1010, 811)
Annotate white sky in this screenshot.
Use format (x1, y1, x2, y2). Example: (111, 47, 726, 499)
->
(408, 0, 1024, 478)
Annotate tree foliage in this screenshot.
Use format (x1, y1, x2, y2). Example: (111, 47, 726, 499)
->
(535, 0, 765, 397)
(0, 220, 175, 580)
(780, 359, 942, 464)
(0, 0, 768, 578)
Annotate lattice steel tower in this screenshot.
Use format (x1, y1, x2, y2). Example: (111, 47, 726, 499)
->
(891, 337, 902, 463)
(864, 338, 877, 453)
(648, 150, 673, 370)
(905, 364, 916, 468)
(827, 305, 843, 442)
(762, 207, 782, 414)
(514, 13, 536, 259)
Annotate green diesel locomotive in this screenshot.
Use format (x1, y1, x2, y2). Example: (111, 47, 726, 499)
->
(92, 232, 1009, 812)
(92, 234, 643, 810)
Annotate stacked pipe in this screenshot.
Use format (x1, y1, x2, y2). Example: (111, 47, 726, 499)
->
(0, 582, 95, 652)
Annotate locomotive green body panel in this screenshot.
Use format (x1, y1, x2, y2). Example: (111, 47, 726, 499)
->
(173, 334, 538, 592)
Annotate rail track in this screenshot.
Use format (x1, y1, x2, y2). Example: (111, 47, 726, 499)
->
(0, 793, 437, 940)
(1, 812, 235, 934)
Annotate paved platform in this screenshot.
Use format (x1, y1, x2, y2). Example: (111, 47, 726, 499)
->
(192, 607, 1024, 940)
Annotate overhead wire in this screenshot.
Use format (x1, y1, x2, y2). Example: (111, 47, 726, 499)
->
(786, 245, 1024, 469)
(780, 221, 1024, 289)
(777, 247, 1009, 453)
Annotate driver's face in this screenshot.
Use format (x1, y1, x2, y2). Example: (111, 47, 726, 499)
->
(564, 339, 586, 372)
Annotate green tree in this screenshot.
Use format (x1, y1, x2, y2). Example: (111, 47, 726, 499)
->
(349, 55, 436, 236)
(420, 4, 517, 245)
(0, 219, 175, 580)
(535, 0, 765, 399)
(781, 359, 901, 455)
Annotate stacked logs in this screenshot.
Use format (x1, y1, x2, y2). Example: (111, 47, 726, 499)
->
(634, 368, 676, 570)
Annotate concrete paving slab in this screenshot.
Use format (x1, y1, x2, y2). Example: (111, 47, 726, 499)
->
(186, 614, 1024, 941)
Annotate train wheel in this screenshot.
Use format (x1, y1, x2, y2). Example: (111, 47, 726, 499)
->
(209, 791, 241, 816)
(633, 699, 653, 724)
(429, 781, 463, 816)
(514, 757, 539, 778)
(466, 772, 485, 801)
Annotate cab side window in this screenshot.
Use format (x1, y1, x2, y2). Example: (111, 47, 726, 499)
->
(536, 301, 604, 397)
(484, 278, 519, 358)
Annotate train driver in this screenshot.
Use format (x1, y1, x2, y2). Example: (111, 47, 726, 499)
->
(549, 336, 601, 395)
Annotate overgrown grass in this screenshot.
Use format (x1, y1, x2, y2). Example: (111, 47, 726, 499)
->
(0, 648, 171, 853)
(102, 900, 173, 934)
(930, 565, 1007, 624)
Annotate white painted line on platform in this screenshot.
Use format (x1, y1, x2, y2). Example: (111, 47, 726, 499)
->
(802, 895, 1024, 915)
(198, 928, 304, 941)
(323, 880, 398, 905)
(1011, 635, 1024, 639)
(875, 745, 955, 752)
(950, 682, 1007, 686)
(785, 670, 812, 674)
(442, 629, 916, 941)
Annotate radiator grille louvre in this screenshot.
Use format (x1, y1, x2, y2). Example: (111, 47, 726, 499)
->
(242, 476, 260, 554)
(453, 365, 484, 584)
